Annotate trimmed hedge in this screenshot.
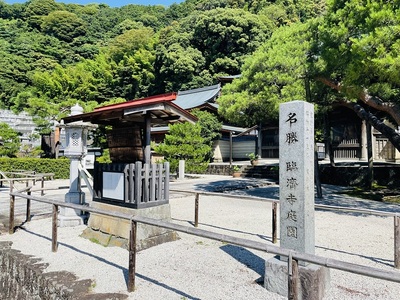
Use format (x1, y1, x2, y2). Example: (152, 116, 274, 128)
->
(0, 158, 70, 179)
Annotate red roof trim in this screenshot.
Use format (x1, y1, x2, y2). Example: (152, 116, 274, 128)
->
(94, 92, 177, 112)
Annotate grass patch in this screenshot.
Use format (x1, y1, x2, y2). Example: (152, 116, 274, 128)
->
(343, 185, 400, 202)
(89, 237, 102, 245)
(382, 195, 400, 204)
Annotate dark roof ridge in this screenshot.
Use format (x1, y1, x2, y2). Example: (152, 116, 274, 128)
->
(177, 84, 220, 96)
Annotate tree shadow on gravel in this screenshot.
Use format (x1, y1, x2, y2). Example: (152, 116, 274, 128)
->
(16, 228, 201, 300)
(193, 179, 276, 193)
(220, 244, 265, 281)
(206, 183, 400, 217)
(316, 244, 394, 268)
(172, 218, 273, 243)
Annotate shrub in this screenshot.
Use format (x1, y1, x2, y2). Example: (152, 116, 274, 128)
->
(0, 157, 70, 179)
(153, 122, 211, 174)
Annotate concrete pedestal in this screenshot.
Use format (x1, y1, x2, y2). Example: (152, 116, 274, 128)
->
(265, 257, 330, 300)
(81, 202, 179, 250)
(58, 191, 86, 227)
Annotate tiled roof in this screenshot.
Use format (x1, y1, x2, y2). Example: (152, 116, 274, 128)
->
(173, 84, 220, 110)
(62, 93, 197, 125)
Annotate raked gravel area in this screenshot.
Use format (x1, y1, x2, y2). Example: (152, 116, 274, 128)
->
(1, 176, 400, 299)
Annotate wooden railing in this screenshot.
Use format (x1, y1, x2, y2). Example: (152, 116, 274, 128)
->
(93, 162, 169, 208)
(0, 170, 54, 196)
(333, 139, 360, 159)
(6, 185, 400, 299)
(170, 189, 400, 269)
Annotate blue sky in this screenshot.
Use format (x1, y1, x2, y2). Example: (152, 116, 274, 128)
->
(4, 1, 184, 7)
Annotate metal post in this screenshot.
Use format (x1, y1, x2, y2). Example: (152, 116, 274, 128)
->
(194, 193, 199, 227)
(128, 220, 137, 292)
(272, 202, 278, 244)
(229, 131, 233, 167)
(395, 215, 400, 269)
(52, 204, 58, 252)
(9, 193, 15, 234)
(288, 252, 299, 300)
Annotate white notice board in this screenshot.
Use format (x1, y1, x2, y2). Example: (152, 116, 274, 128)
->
(103, 172, 124, 201)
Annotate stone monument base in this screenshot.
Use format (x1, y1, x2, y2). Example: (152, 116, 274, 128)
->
(80, 202, 179, 250)
(264, 256, 330, 300)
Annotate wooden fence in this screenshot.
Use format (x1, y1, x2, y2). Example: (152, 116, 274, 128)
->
(5, 185, 400, 299)
(333, 139, 360, 159)
(170, 189, 400, 269)
(93, 162, 169, 208)
(0, 170, 54, 196)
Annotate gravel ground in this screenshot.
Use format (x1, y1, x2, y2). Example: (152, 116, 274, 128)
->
(1, 177, 400, 299)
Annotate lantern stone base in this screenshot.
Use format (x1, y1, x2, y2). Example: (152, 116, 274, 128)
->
(58, 191, 87, 227)
(80, 202, 179, 251)
(58, 215, 87, 227)
(264, 256, 330, 300)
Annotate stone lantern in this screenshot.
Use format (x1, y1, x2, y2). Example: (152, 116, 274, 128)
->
(58, 104, 97, 227)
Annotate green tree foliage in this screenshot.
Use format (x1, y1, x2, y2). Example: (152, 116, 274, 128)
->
(191, 109, 222, 160)
(219, 0, 400, 150)
(153, 122, 212, 174)
(191, 109, 222, 144)
(41, 10, 87, 42)
(23, 57, 114, 125)
(155, 7, 270, 93)
(218, 23, 312, 126)
(25, 0, 61, 29)
(0, 122, 21, 157)
(1, 0, 323, 120)
(312, 0, 400, 150)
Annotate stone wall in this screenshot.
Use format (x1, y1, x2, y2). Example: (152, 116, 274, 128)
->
(0, 241, 127, 300)
(206, 164, 232, 176)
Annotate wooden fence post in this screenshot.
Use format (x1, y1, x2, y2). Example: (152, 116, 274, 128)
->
(157, 164, 163, 201)
(288, 252, 299, 300)
(9, 193, 15, 234)
(194, 193, 199, 227)
(26, 193, 31, 222)
(395, 215, 400, 269)
(128, 220, 137, 292)
(52, 204, 58, 252)
(143, 163, 149, 202)
(135, 161, 142, 206)
(272, 202, 278, 244)
(41, 176, 45, 196)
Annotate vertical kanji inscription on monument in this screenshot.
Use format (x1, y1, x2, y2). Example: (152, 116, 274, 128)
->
(279, 101, 315, 256)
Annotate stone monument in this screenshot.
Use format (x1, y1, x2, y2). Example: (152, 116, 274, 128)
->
(264, 101, 330, 299)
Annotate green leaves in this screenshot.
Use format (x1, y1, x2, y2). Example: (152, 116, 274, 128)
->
(218, 23, 311, 126)
(41, 10, 87, 42)
(0, 122, 21, 157)
(153, 122, 212, 174)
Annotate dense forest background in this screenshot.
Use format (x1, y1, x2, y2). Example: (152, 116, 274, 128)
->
(2, 0, 400, 153)
(0, 0, 325, 132)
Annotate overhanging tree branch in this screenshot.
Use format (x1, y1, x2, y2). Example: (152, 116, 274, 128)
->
(339, 101, 400, 153)
(316, 76, 400, 125)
